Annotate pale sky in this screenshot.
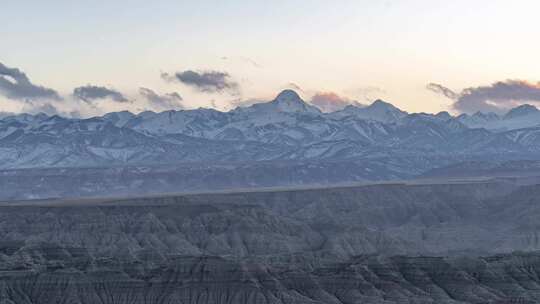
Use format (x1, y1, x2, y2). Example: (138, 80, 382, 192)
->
(2, 0, 540, 116)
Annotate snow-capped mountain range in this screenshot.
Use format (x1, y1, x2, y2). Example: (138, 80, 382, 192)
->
(1, 89, 540, 170)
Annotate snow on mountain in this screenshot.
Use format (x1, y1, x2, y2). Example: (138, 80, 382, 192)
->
(501, 126, 540, 151)
(112, 90, 320, 139)
(1, 112, 50, 125)
(504, 104, 539, 119)
(457, 111, 501, 128)
(236, 89, 321, 115)
(102, 111, 136, 127)
(2, 91, 540, 170)
(0, 117, 175, 168)
(127, 108, 229, 137)
(328, 99, 407, 123)
(387, 113, 468, 149)
(457, 105, 540, 131)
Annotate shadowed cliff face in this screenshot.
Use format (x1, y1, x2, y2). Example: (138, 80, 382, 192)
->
(1, 182, 540, 303)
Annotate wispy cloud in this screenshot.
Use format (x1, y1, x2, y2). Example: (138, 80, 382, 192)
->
(426, 83, 459, 100)
(139, 87, 184, 110)
(0, 62, 61, 101)
(340, 86, 387, 104)
(310, 92, 362, 112)
(22, 103, 60, 116)
(228, 97, 266, 109)
(284, 83, 304, 93)
(162, 70, 239, 95)
(73, 85, 129, 103)
(221, 56, 261, 68)
(427, 80, 540, 113)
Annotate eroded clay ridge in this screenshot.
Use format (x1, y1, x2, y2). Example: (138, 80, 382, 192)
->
(1, 182, 540, 303)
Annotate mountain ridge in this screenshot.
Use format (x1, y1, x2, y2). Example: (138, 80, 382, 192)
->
(5, 89, 538, 128)
(2, 90, 540, 172)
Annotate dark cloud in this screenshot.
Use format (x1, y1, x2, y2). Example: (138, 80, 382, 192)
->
(73, 85, 129, 103)
(426, 83, 459, 100)
(428, 80, 540, 113)
(162, 70, 239, 95)
(0, 62, 61, 101)
(139, 88, 184, 110)
(457, 80, 540, 113)
(310, 92, 362, 112)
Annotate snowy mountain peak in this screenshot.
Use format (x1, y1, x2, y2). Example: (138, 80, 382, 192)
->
(231, 90, 321, 117)
(504, 104, 539, 120)
(367, 99, 405, 113)
(275, 89, 301, 102)
(362, 99, 407, 122)
(271, 90, 321, 114)
(371, 99, 393, 107)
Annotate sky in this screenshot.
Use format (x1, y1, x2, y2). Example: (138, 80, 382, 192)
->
(2, 0, 540, 117)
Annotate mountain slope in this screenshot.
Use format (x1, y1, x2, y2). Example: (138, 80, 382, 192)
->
(328, 99, 407, 123)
